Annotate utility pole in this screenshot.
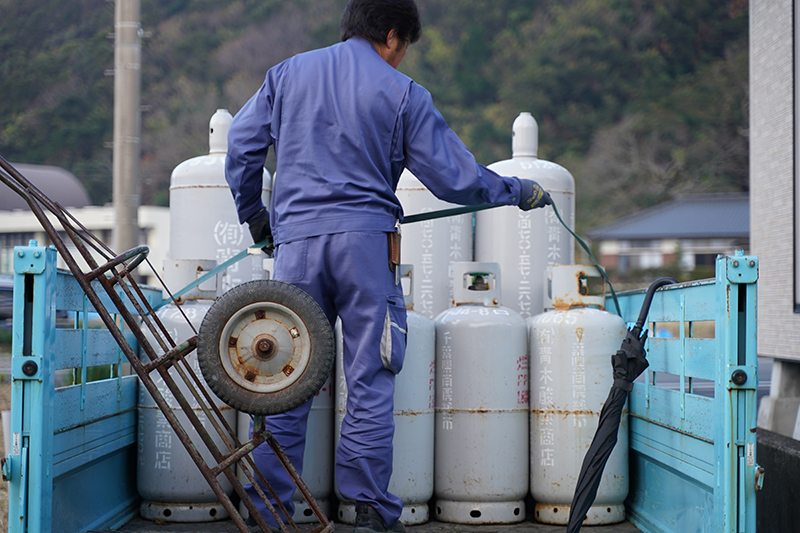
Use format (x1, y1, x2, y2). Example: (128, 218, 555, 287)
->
(112, 0, 142, 254)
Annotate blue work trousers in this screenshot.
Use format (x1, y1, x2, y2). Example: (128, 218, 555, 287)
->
(245, 231, 407, 528)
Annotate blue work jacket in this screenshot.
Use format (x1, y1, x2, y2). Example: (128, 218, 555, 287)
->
(225, 36, 521, 245)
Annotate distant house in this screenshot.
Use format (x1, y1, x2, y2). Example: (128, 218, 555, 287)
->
(588, 193, 750, 273)
(0, 163, 169, 286)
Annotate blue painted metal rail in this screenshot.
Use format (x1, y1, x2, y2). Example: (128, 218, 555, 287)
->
(612, 252, 760, 533)
(4, 241, 162, 533)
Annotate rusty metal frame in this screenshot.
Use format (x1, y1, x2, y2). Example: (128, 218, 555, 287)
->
(0, 155, 333, 533)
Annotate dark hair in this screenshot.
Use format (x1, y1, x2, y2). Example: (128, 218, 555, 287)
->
(340, 0, 421, 45)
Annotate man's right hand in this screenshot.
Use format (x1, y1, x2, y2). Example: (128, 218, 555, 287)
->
(247, 208, 274, 256)
(517, 178, 552, 211)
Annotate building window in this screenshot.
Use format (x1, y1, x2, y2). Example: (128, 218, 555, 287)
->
(0, 232, 36, 276)
(639, 253, 664, 269)
(695, 253, 717, 267)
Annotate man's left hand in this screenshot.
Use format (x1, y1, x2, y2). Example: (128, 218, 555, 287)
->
(517, 178, 552, 211)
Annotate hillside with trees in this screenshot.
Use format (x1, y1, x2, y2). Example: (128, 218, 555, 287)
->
(0, 0, 748, 232)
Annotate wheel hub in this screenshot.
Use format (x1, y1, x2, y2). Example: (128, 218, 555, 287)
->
(220, 301, 312, 394)
(253, 336, 277, 361)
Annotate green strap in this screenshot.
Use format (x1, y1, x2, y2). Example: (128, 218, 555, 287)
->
(152, 239, 269, 311)
(549, 202, 621, 316)
(401, 203, 498, 224)
(403, 201, 622, 317)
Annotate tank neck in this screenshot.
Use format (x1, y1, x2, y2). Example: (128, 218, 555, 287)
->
(512, 112, 538, 158)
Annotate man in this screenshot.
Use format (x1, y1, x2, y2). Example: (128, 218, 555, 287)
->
(225, 1, 551, 532)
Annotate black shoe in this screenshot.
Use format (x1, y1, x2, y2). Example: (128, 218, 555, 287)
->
(245, 514, 280, 533)
(354, 503, 405, 533)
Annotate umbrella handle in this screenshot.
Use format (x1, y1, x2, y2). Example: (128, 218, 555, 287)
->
(633, 277, 679, 335)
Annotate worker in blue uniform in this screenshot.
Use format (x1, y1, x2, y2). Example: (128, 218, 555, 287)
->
(224, 1, 551, 532)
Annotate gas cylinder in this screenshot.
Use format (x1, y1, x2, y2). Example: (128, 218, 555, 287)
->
(336, 266, 436, 525)
(292, 372, 334, 522)
(396, 169, 473, 319)
(236, 372, 334, 523)
(433, 262, 528, 524)
(528, 265, 628, 525)
(138, 109, 267, 522)
(474, 112, 575, 320)
(138, 269, 236, 522)
(168, 108, 271, 294)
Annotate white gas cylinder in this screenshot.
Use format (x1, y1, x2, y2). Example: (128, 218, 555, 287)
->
(139, 109, 272, 522)
(396, 169, 472, 319)
(433, 262, 528, 524)
(138, 291, 236, 522)
(292, 373, 334, 522)
(169, 109, 271, 294)
(475, 112, 575, 320)
(335, 266, 436, 525)
(529, 265, 628, 525)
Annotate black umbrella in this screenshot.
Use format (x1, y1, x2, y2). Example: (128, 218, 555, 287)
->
(565, 277, 677, 532)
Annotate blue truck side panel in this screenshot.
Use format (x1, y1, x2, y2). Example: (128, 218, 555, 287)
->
(619, 253, 759, 533)
(6, 242, 161, 533)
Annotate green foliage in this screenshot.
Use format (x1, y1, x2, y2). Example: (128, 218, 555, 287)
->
(0, 0, 749, 224)
(0, 1, 114, 202)
(0, 329, 10, 348)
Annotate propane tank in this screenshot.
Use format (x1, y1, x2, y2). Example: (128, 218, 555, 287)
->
(293, 374, 334, 522)
(433, 262, 528, 524)
(138, 110, 265, 522)
(475, 112, 575, 320)
(396, 169, 473, 319)
(236, 372, 334, 523)
(169, 108, 271, 294)
(529, 265, 628, 525)
(138, 260, 236, 522)
(336, 266, 436, 525)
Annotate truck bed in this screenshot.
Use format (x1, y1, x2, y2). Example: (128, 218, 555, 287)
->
(114, 516, 641, 533)
(7, 246, 760, 533)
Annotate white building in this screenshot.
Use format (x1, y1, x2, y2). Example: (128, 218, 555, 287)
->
(0, 163, 169, 287)
(751, 1, 800, 441)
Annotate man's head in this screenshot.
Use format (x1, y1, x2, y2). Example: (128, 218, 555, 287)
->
(340, 0, 422, 46)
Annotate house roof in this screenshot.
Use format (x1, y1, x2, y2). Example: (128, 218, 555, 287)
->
(0, 163, 91, 211)
(587, 193, 749, 241)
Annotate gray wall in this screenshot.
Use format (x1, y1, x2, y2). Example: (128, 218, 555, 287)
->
(751, 0, 800, 362)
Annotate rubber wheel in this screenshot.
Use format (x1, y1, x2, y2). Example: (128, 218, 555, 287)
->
(197, 280, 334, 415)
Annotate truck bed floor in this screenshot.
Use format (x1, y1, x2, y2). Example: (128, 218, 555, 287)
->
(114, 516, 642, 533)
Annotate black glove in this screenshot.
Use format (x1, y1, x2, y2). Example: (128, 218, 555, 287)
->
(611, 328, 649, 392)
(517, 178, 552, 211)
(247, 207, 274, 256)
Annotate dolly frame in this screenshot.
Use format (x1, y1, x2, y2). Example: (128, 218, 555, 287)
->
(0, 156, 332, 533)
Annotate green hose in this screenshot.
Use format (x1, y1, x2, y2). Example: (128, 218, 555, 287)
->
(549, 201, 621, 317)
